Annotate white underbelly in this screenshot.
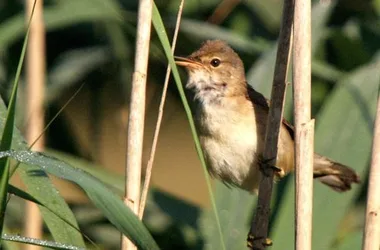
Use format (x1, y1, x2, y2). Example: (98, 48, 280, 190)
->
(199, 115, 261, 191)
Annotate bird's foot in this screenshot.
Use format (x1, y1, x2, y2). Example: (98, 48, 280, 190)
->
(247, 233, 273, 249)
(258, 156, 282, 177)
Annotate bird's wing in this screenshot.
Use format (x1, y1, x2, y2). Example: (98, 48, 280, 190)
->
(246, 84, 270, 109)
(246, 84, 295, 139)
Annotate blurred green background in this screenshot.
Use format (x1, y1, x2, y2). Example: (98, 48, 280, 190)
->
(1, 0, 380, 249)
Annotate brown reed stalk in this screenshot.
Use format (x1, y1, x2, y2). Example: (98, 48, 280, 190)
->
(248, 0, 294, 249)
(24, 0, 46, 249)
(138, 0, 184, 220)
(293, 0, 314, 249)
(362, 92, 380, 250)
(122, 0, 153, 249)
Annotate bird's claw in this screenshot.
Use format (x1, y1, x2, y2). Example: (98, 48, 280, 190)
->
(258, 156, 282, 177)
(247, 233, 273, 248)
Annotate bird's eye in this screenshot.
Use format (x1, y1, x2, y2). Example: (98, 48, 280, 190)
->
(210, 58, 221, 67)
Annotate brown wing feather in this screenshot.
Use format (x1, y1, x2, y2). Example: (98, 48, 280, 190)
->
(246, 84, 294, 139)
(246, 85, 360, 192)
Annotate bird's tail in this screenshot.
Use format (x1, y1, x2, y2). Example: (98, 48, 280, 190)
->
(312, 154, 360, 192)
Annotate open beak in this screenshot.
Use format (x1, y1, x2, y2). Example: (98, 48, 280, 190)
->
(174, 56, 203, 69)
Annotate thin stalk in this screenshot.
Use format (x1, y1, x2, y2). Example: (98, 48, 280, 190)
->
(138, 0, 184, 219)
(293, 0, 314, 249)
(0, 0, 36, 244)
(122, 0, 152, 249)
(24, 0, 46, 248)
(152, 4, 227, 249)
(362, 90, 380, 250)
(248, 0, 294, 249)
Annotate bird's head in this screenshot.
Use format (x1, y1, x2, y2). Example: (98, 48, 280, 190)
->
(175, 40, 247, 103)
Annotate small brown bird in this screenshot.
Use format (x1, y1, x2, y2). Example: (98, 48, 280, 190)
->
(175, 40, 360, 193)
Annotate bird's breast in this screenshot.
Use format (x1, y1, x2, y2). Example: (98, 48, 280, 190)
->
(196, 101, 263, 190)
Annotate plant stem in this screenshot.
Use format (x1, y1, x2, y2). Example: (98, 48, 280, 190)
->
(248, 0, 294, 249)
(293, 0, 314, 249)
(24, 0, 46, 249)
(138, 0, 184, 220)
(123, 0, 153, 249)
(362, 91, 380, 250)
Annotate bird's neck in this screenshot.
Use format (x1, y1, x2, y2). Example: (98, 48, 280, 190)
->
(194, 88, 253, 127)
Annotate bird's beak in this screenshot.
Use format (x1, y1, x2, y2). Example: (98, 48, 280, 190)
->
(174, 56, 203, 69)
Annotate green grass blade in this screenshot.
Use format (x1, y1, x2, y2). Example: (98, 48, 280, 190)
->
(45, 150, 204, 246)
(8, 185, 42, 206)
(152, 4, 226, 250)
(0, 100, 85, 245)
(2, 227, 19, 250)
(0, 0, 85, 246)
(8, 184, 97, 248)
(0, 150, 160, 250)
(45, 150, 124, 194)
(0, 1, 88, 243)
(2, 234, 85, 250)
(0, 0, 85, 245)
(0, 0, 37, 242)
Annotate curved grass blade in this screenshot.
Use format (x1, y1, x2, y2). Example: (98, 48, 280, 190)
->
(8, 184, 98, 248)
(0, 2, 85, 247)
(2, 234, 85, 250)
(8, 185, 42, 205)
(0, 0, 85, 246)
(0, 150, 160, 250)
(152, 3, 226, 250)
(0, 0, 36, 242)
(0, 93, 85, 246)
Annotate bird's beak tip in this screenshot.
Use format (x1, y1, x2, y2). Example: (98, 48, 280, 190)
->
(174, 56, 202, 69)
(174, 56, 188, 66)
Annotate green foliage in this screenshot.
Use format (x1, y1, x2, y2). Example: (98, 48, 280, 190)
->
(2, 234, 85, 250)
(0, 150, 159, 250)
(0, 74, 86, 247)
(0, 5, 86, 245)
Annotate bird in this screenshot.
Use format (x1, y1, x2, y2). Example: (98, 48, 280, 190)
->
(175, 39, 360, 193)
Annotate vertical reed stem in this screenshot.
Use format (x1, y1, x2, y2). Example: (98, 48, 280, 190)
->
(24, 0, 46, 249)
(362, 92, 380, 250)
(248, 0, 294, 249)
(122, 0, 152, 249)
(293, 0, 314, 249)
(138, 0, 184, 220)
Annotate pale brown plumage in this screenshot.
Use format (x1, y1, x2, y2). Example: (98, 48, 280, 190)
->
(176, 40, 360, 193)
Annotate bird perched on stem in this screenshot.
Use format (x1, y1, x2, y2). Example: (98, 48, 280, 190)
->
(175, 40, 360, 193)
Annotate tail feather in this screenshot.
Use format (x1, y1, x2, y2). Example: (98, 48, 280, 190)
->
(313, 154, 360, 192)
